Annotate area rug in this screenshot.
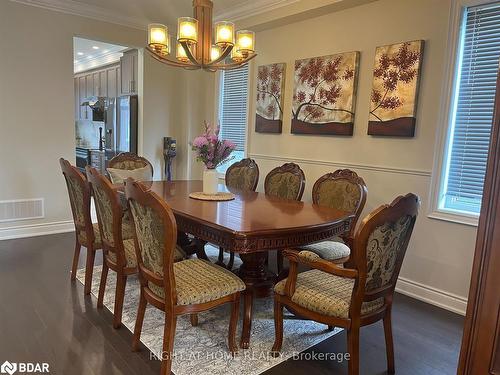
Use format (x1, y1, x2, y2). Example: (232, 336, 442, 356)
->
(75, 248, 341, 375)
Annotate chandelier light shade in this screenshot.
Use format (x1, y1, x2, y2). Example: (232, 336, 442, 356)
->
(176, 42, 189, 62)
(235, 30, 255, 56)
(148, 23, 169, 53)
(231, 47, 244, 62)
(215, 21, 235, 46)
(210, 45, 221, 61)
(177, 17, 199, 44)
(146, 0, 257, 71)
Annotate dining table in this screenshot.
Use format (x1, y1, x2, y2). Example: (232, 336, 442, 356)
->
(125, 180, 354, 349)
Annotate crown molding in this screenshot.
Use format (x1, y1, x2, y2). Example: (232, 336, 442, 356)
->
(9, 0, 149, 30)
(214, 0, 300, 21)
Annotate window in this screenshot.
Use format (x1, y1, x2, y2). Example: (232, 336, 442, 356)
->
(216, 64, 249, 174)
(437, 1, 500, 218)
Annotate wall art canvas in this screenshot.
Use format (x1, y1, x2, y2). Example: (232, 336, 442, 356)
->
(291, 51, 359, 136)
(368, 40, 425, 137)
(255, 63, 286, 133)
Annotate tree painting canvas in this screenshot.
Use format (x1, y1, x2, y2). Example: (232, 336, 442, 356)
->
(256, 63, 286, 133)
(291, 51, 359, 136)
(368, 40, 424, 137)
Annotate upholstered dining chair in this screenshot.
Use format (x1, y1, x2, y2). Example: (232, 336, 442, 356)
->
(85, 166, 139, 328)
(264, 162, 306, 273)
(264, 162, 306, 201)
(225, 158, 260, 192)
(125, 178, 245, 375)
(60, 158, 102, 296)
(217, 158, 260, 269)
(271, 193, 420, 375)
(107, 152, 154, 184)
(289, 169, 367, 267)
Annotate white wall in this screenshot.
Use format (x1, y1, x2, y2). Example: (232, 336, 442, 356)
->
(0, 1, 209, 238)
(245, 0, 475, 314)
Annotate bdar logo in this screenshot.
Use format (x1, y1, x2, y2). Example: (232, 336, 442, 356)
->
(0, 361, 17, 375)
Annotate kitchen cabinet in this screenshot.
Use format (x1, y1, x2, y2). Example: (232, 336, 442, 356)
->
(74, 63, 120, 121)
(106, 65, 120, 99)
(74, 50, 137, 121)
(120, 49, 138, 95)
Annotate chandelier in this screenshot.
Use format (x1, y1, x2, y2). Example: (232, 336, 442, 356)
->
(146, 0, 257, 71)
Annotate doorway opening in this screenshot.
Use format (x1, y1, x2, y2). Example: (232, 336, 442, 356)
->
(73, 37, 139, 176)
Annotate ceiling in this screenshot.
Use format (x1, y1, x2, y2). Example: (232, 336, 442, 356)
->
(12, 0, 378, 30)
(73, 37, 128, 73)
(11, 0, 302, 28)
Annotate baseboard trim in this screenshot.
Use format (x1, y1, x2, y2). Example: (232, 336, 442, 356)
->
(0, 220, 75, 241)
(248, 153, 432, 177)
(396, 276, 467, 316)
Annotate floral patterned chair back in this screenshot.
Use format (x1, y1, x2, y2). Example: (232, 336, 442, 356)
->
(86, 166, 127, 266)
(225, 158, 259, 192)
(124, 178, 178, 303)
(108, 152, 153, 176)
(264, 163, 306, 201)
(312, 169, 367, 243)
(353, 193, 419, 305)
(59, 158, 94, 242)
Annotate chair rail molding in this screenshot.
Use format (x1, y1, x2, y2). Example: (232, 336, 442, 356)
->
(248, 153, 432, 177)
(8, 0, 149, 30)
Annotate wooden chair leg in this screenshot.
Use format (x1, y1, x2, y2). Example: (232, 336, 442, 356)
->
(83, 245, 96, 295)
(190, 314, 198, 327)
(97, 262, 108, 308)
(194, 239, 209, 260)
(347, 326, 360, 375)
(216, 247, 235, 270)
(228, 293, 240, 354)
(271, 297, 284, 357)
(227, 252, 235, 270)
(277, 250, 284, 274)
(217, 248, 225, 265)
(160, 314, 177, 375)
(113, 274, 127, 329)
(71, 241, 81, 281)
(383, 309, 395, 374)
(132, 289, 147, 352)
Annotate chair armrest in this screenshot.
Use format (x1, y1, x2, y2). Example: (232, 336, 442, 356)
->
(282, 249, 358, 298)
(283, 249, 358, 279)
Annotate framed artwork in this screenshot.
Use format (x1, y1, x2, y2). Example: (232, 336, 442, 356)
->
(291, 51, 359, 136)
(255, 63, 286, 133)
(368, 40, 425, 137)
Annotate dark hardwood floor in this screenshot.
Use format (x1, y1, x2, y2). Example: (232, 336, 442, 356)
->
(0, 232, 463, 374)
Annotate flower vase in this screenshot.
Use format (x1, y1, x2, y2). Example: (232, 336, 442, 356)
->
(203, 169, 219, 194)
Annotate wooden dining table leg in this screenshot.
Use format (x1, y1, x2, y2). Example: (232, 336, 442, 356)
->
(237, 251, 277, 349)
(240, 289, 254, 349)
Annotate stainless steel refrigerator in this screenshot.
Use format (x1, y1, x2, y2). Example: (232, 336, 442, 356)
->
(105, 95, 138, 155)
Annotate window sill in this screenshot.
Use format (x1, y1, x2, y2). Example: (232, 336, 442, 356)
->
(427, 210, 478, 227)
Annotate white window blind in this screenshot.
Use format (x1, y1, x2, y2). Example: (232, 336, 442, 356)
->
(441, 2, 500, 214)
(219, 65, 249, 152)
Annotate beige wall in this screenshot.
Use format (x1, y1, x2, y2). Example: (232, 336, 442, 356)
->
(0, 1, 207, 235)
(246, 0, 475, 312)
(140, 53, 214, 181)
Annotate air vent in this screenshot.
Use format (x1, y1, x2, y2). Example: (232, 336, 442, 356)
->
(0, 199, 44, 223)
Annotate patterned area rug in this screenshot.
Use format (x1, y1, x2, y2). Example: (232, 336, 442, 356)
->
(75, 248, 341, 375)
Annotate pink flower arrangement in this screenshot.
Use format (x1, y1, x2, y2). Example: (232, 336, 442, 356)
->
(191, 122, 236, 169)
